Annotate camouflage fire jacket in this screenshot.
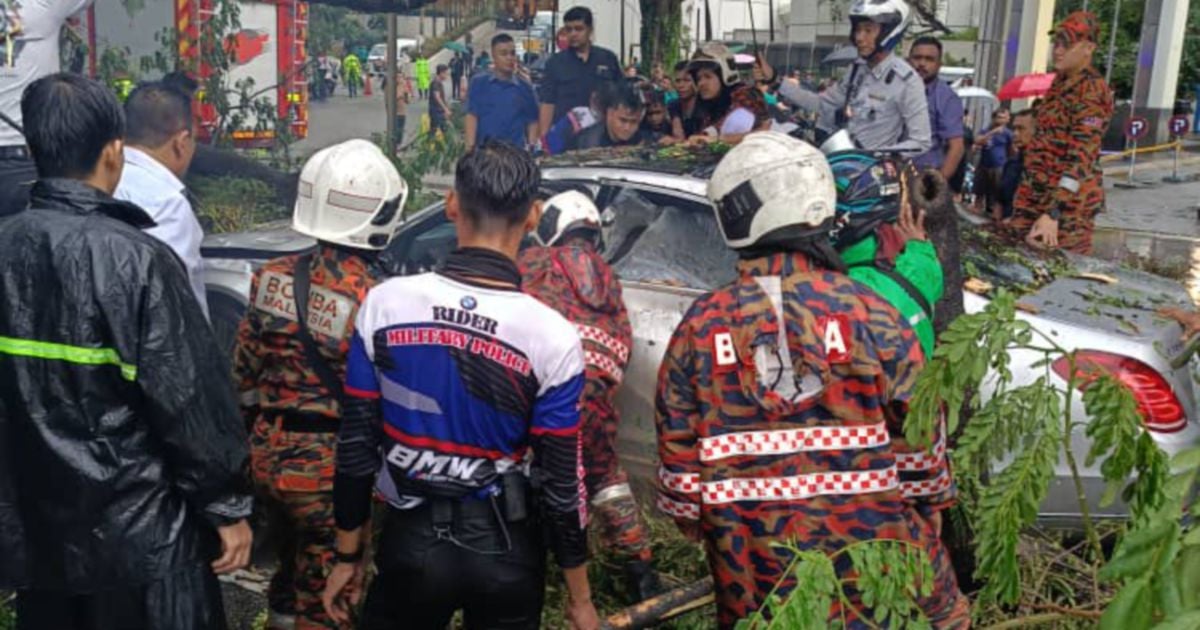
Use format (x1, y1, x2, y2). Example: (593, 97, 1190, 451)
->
(655, 251, 960, 627)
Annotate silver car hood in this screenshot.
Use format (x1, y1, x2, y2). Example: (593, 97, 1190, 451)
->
(201, 221, 314, 258)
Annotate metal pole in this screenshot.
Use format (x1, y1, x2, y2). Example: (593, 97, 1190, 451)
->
(621, 0, 626, 64)
(386, 13, 397, 155)
(1173, 140, 1181, 181)
(747, 0, 758, 55)
(1128, 136, 1137, 184)
(1104, 0, 1121, 85)
(768, 0, 774, 42)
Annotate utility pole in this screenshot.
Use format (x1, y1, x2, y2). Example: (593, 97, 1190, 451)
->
(1104, 0, 1121, 85)
(386, 13, 397, 155)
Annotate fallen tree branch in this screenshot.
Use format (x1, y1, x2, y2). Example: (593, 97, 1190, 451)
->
(982, 613, 1068, 629)
(602, 578, 714, 630)
(1031, 602, 1105, 620)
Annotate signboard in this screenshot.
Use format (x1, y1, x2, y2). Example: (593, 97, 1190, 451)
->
(1125, 116, 1150, 141)
(1169, 115, 1191, 137)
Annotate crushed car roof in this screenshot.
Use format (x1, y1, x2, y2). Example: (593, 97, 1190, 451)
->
(541, 143, 730, 180)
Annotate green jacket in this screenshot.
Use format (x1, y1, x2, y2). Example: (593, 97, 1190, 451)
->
(841, 235, 944, 357)
(415, 58, 431, 89)
(343, 54, 362, 80)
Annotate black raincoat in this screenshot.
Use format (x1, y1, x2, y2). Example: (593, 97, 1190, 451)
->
(0, 179, 252, 594)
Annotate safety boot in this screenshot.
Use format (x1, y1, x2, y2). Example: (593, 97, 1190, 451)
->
(623, 559, 665, 602)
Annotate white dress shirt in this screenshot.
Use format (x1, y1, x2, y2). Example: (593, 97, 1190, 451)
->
(115, 147, 209, 319)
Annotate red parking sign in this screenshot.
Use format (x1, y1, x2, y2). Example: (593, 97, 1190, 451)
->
(1169, 115, 1191, 137)
(1125, 117, 1150, 140)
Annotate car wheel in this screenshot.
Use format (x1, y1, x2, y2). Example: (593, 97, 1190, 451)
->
(207, 290, 246, 368)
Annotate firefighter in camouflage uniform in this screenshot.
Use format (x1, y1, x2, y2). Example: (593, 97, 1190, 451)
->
(1011, 11, 1112, 255)
(518, 190, 662, 601)
(233, 140, 408, 630)
(655, 132, 968, 628)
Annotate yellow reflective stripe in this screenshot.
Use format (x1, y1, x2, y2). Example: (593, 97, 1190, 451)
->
(0, 335, 137, 382)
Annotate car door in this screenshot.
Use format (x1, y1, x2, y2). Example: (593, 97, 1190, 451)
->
(595, 183, 737, 483)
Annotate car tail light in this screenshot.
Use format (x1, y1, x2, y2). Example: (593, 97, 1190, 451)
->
(1052, 350, 1187, 433)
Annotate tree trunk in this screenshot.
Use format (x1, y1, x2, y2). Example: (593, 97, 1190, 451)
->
(640, 0, 683, 71)
(189, 144, 299, 209)
(908, 168, 964, 336)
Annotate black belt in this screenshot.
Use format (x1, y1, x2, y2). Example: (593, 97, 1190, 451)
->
(0, 146, 29, 160)
(269, 411, 339, 434)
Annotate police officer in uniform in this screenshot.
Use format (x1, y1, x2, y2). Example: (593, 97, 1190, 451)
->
(323, 141, 599, 630)
(778, 0, 931, 156)
(656, 132, 967, 628)
(233, 140, 408, 630)
(519, 190, 662, 601)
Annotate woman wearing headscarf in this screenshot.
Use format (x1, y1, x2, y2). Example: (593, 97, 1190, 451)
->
(688, 43, 771, 144)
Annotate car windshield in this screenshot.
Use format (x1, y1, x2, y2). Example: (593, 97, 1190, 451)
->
(380, 183, 736, 290)
(369, 44, 385, 58)
(602, 187, 737, 289)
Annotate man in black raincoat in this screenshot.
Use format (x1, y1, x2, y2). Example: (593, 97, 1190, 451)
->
(0, 73, 253, 630)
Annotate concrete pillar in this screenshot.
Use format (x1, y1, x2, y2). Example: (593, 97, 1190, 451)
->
(1010, 0, 1056, 76)
(973, 0, 1012, 93)
(996, 0, 1055, 110)
(1132, 0, 1190, 144)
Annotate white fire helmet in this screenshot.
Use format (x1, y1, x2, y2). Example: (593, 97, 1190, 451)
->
(292, 139, 408, 250)
(707, 131, 837, 250)
(534, 190, 601, 247)
(849, 0, 912, 55)
(689, 41, 740, 87)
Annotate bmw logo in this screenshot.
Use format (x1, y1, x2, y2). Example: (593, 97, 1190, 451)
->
(460, 296, 477, 311)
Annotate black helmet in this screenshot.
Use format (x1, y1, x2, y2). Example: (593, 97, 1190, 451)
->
(827, 150, 903, 248)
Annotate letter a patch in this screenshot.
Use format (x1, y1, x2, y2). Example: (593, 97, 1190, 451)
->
(712, 327, 737, 372)
(819, 315, 852, 364)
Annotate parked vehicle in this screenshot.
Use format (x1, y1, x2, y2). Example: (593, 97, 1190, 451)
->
(78, 0, 310, 148)
(367, 38, 420, 75)
(201, 153, 1200, 527)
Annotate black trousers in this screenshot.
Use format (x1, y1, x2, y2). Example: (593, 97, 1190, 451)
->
(360, 501, 546, 630)
(0, 153, 36, 217)
(16, 562, 227, 630)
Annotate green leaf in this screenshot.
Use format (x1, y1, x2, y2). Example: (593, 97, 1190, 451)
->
(1174, 546, 1200, 609)
(1150, 610, 1200, 630)
(1102, 519, 1177, 581)
(1155, 572, 1184, 621)
(1099, 576, 1153, 630)
(1171, 446, 1200, 472)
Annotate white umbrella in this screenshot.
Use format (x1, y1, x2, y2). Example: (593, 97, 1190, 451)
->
(954, 86, 998, 103)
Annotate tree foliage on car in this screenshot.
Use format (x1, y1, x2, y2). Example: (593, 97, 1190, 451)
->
(907, 289, 1200, 628)
(737, 289, 1200, 627)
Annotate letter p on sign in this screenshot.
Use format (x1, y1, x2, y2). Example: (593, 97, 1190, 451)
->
(1125, 117, 1150, 141)
(1169, 115, 1190, 138)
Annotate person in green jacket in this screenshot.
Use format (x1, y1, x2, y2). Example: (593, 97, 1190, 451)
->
(828, 151, 944, 357)
(414, 56, 431, 99)
(343, 52, 362, 98)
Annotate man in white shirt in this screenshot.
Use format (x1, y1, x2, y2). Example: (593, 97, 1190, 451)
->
(0, 0, 94, 216)
(114, 75, 208, 318)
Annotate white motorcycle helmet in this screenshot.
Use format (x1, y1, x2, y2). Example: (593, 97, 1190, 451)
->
(707, 131, 837, 250)
(292, 139, 408, 250)
(688, 41, 740, 87)
(534, 190, 602, 248)
(849, 0, 911, 56)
